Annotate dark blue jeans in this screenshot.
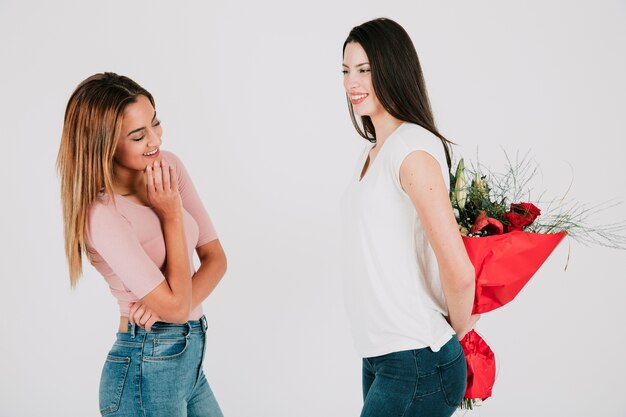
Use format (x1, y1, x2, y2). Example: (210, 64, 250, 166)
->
(99, 316, 223, 417)
(361, 336, 466, 417)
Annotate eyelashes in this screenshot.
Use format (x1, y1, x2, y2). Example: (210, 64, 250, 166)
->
(131, 120, 162, 142)
(341, 69, 371, 75)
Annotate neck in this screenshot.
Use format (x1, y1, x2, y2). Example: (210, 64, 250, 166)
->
(112, 164, 144, 196)
(371, 111, 403, 146)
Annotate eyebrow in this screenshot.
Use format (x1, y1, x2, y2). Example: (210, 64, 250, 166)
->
(127, 111, 158, 136)
(342, 62, 370, 68)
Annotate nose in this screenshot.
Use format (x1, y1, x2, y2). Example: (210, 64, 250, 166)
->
(344, 72, 360, 91)
(147, 128, 162, 148)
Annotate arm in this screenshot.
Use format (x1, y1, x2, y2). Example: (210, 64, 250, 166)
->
(131, 153, 224, 328)
(130, 239, 226, 330)
(191, 239, 227, 308)
(173, 151, 227, 307)
(136, 160, 192, 323)
(400, 150, 478, 340)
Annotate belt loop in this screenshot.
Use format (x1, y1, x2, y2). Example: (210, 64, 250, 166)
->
(201, 315, 208, 332)
(130, 321, 136, 338)
(185, 321, 192, 338)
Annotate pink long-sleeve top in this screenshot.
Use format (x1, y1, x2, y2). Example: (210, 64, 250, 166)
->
(85, 151, 217, 320)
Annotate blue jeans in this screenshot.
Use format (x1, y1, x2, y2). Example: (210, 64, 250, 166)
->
(361, 336, 466, 417)
(99, 316, 223, 417)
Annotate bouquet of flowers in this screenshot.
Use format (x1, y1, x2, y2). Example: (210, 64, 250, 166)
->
(450, 153, 626, 409)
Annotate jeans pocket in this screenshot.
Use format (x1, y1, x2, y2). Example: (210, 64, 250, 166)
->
(437, 349, 467, 407)
(144, 335, 188, 361)
(99, 355, 131, 415)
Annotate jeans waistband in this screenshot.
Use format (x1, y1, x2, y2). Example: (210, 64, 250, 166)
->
(123, 315, 208, 338)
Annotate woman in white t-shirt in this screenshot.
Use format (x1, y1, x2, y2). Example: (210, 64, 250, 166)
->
(341, 18, 480, 417)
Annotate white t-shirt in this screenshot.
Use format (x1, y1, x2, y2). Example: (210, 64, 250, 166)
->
(341, 122, 455, 358)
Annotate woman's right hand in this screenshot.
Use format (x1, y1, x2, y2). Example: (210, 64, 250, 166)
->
(145, 159, 182, 221)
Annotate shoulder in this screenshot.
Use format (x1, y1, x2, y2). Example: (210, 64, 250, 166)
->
(394, 123, 445, 156)
(390, 124, 451, 188)
(89, 193, 114, 217)
(389, 124, 446, 167)
(86, 193, 127, 244)
(87, 193, 128, 231)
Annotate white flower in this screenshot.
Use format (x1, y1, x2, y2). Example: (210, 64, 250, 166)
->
(455, 159, 467, 210)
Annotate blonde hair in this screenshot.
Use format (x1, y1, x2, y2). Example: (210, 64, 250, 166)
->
(57, 73, 154, 287)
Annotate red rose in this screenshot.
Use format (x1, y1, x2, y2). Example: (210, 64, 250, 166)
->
(504, 202, 541, 232)
(470, 211, 504, 235)
(503, 212, 527, 231)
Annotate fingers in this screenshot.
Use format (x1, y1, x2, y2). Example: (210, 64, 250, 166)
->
(146, 160, 173, 193)
(138, 310, 152, 328)
(128, 302, 139, 325)
(128, 301, 161, 332)
(152, 160, 163, 191)
(145, 165, 154, 196)
(130, 303, 151, 329)
(144, 315, 160, 332)
(130, 303, 146, 326)
(169, 165, 178, 192)
(161, 159, 171, 191)
(144, 159, 180, 218)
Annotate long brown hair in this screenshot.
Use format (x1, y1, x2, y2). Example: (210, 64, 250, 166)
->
(343, 18, 453, 169)
(57, 73, 154, 287)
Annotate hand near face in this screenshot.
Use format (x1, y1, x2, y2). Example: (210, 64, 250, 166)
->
(145, 159, 182, 221)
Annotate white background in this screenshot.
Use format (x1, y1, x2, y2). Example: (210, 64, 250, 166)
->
(1, 1, 625, 416)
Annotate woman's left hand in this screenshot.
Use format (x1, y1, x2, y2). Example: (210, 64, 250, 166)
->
(129, 301, 162, 331)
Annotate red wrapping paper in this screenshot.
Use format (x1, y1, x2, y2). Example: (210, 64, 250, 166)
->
(460, 330, 495, 400)
(459, 231, 567, 402)
(464, 231, 567, 314)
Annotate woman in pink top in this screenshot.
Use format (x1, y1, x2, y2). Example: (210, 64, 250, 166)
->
(57, 73, 226, 416)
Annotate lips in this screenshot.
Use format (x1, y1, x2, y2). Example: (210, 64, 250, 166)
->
(143, 148, 160, 158)
(349, 93, 369, 105)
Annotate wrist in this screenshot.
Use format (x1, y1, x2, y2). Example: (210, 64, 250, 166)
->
(159, 210, 183, 223)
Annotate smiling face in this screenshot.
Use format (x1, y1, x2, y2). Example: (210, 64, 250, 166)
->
(342, 41, 384, 119)
(113, 95, 163, 174)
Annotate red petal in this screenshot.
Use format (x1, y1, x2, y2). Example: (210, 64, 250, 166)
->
(470, 211, 489, 234)
(470, 211, 504, 235)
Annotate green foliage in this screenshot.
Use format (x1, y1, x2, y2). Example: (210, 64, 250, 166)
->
(450, 151, 626, 248)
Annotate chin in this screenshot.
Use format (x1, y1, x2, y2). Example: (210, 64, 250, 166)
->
(352, 107, 366, 117)
(353, 110, 373, 118)
(352, 104, 376, 118)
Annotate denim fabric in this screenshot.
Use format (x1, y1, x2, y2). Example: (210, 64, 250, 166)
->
(99, 316, 223, 417)
(361, 336, 466, 417)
